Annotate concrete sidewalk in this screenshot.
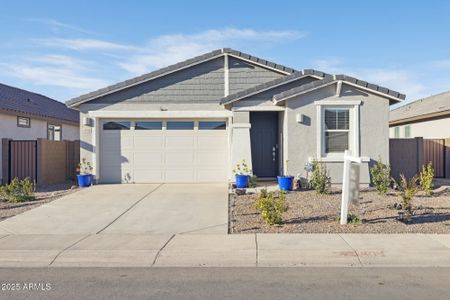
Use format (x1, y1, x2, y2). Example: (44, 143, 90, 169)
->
(0, 233, 449, 267)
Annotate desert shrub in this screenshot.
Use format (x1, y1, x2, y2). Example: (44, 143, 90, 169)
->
(397, 174, 419, 215)
(419, 162, 434, 196)
(347, 213, 361, 224)
(255, 190, 286, 225)
(370, 157, 392, 195)
(0, 177, 35, 203)
(310, 160, 331, 194)
(249, 175, 258, 188)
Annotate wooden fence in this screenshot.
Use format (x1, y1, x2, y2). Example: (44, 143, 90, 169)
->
(1, 138, 80, 186)
(390, 137, 450, 179)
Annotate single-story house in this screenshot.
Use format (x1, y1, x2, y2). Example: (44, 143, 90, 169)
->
(66, 48, 405, 184)
(390, 91, 450, 139)
(0, 83, 80, 183)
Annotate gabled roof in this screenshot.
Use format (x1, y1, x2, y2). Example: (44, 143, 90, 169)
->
(66, 48, 296, 108)
(390, 91, 450, 125)
(220, 69, 331, 105)
(273, 74, 406, 104)
(0, 83, 79, 124)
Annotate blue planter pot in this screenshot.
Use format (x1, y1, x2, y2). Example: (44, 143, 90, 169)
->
(77, 174, 92, 187)
(278, 175, 294, 191)
(235, 175, 249, 189)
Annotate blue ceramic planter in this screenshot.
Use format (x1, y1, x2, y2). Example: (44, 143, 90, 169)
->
(277, 175, 294, 191)
(235, 175, 249, 189)
(77, 174, 92, 187)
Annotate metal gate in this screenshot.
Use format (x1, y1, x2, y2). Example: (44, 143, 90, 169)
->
(423, 139, 445, 178)
(9, 140, 37, 182)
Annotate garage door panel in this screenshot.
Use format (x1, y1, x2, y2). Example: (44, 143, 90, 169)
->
(134, 135, 163, 149)
(197, 151, 227, 166)
(134, 151, 163, 166)
(197, 134, 227, 149)
(165, 151, 195, 165)
(165, 135, 195, 148)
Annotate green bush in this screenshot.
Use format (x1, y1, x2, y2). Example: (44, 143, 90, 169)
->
(397, 174, 419, 215)
(419, 162, 434, 196)
(249, 175, 258, 188)
(0, 177, 35, 203)
(370, 157, 392, 195)
(310, 160, 331, 194)
(255, 189, 286, 225)
(347, 213, 361, 224)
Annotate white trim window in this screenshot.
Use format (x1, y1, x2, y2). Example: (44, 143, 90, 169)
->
(316, 100, 361, 161)
(324, 109, 350, 153)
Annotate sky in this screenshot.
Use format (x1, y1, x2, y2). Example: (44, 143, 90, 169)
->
(1, 0, 450, 107)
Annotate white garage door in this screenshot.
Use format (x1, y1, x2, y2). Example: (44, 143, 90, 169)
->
(100, 120, 228, 183)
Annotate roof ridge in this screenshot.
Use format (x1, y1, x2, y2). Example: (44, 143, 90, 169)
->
(390, 90, 450, 111)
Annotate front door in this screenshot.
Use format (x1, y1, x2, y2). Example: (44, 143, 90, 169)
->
(250, 112, 279, 177)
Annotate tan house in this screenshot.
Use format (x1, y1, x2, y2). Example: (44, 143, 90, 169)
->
(389, 91, 450, 138)
(0, 83, 79, 184)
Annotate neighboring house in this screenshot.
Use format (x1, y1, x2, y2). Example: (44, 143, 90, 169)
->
(0, 83, 80, 183)
(66, 48, 404, 184)
(389, 91, 450, 139)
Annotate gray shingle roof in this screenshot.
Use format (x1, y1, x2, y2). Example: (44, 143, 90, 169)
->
(0, 83, 79, 123)
(66, 48, 296, 107)
(220, 69, 332, 105)
(273, 74, 406, 103)
(390, 91, 450, 124)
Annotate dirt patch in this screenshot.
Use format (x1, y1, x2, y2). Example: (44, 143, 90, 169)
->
(0, 182, 79, 221)
(230, 188, 450, 234)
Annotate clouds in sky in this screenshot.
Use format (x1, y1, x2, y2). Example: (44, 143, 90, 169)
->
(1, 18, 449, 103)
(1, 23, 305, 100)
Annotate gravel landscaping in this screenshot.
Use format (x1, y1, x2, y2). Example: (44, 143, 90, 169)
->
(0, 182, 79, 221)
(230, 186, 450, 234)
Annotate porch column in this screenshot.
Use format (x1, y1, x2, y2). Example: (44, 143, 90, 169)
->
(230, 122, 252, 181)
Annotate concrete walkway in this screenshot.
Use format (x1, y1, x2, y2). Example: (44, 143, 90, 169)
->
(0, 184, 228, 235)
(0, 233, 449, 267)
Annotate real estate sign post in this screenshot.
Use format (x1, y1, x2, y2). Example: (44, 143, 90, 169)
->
(341, 150, 362, 225)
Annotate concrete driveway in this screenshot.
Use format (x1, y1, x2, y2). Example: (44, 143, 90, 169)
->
(0, 184, 228, 235)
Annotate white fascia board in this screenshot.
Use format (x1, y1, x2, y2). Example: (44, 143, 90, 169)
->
(314, 99, 362, 106)
(88, 110, 232, 118)
(232, 106, 285, 112)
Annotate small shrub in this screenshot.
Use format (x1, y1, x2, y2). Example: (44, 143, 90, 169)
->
(77, 158, 93, 175)
(255, 190, 286, 225)
(419, 162, 434, 196)
(232, 159, 252, 175)
(0, 177, 35, 203)
(396, 174, 419, 219)
(347, 213, 360, 224)
(370, 157, 392, 195)
(249, 175, 258, 188)
(310, 160, 331, 194)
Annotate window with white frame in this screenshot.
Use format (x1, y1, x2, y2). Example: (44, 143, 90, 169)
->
(48, 124, 61, 141)
(324, 108, 350, 153)
(316, 100, 360, 160)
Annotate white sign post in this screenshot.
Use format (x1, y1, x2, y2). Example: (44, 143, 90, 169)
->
(341, 150, 362, 225)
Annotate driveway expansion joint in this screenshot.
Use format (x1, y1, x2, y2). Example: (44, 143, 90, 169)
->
(255, 233, 259, 267)
(152, 234, 176, 266)
(48, 234, 92, 266)
(96, 184, 164, 234)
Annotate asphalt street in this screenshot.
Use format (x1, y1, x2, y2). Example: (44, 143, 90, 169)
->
(1, 267, 449, 300)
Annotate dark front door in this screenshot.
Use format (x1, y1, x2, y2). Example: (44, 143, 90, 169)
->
(250, 112, 279, 177)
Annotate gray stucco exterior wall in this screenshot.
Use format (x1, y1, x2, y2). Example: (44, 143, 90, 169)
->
(285, 84, 390, 184)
